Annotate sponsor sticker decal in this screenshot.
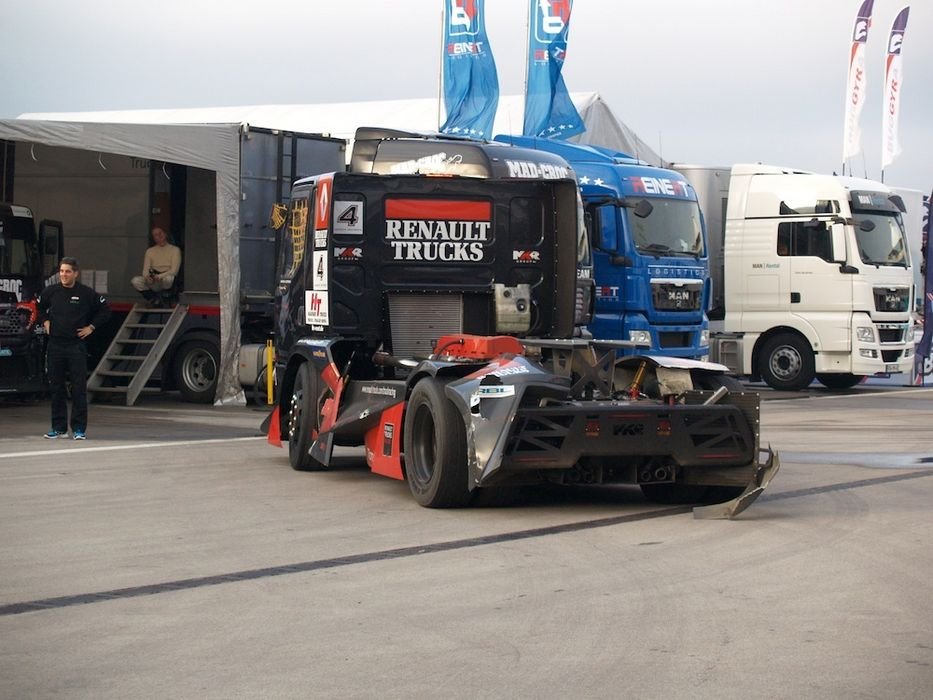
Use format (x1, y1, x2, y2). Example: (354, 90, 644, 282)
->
(305, 290, 329, 327)
(333, 200, 363, 235)
(384, 199, 492, 262)
(312, 251, 328, 291)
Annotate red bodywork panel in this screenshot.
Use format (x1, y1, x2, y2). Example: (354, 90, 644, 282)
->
(433, 334, 524, 361)
(365, 403, 406, 480)
(318, 361, 344, 436)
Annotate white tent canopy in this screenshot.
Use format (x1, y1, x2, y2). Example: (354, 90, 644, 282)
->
(2, 92, 660, 405)
(0, 118, 245, 404)
(19, 92, 664, 167)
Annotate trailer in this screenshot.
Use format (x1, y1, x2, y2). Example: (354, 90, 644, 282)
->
(267, 168, 778, 516)
(0, 121, 345, 403)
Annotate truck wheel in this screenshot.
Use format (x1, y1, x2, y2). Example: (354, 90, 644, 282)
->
(759, 333, 814, 391)
(174, 339, 219, 403)
(816, 373, 865, 390)
(287, 363, 328, 471)
(693, 373, 744, 393)
(404, 377, 471, 508)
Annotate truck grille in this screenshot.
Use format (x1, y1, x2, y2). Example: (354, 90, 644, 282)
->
(659, 331, 691, 348)
(877, 323, 908, 344)
(0, 306, 31, 337)
(873, 287, 910, 312)
(387, 293, 463, 359)
(881, 350, 902, 363)
(651, 282, 702, 311)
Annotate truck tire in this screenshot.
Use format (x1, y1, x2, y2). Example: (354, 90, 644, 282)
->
(759, 332, 815, 391)
(693, 373, 744, 393)
(816, 373, 865, 390)
(404, 377, 471, 508)
(287, 363, 328, 471)
(174, 339, 219, 403)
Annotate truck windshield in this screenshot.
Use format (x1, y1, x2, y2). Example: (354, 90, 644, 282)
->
(626, 198, 704, 257)
(853, 212, 908, 267)
(0, 216, 38, 276)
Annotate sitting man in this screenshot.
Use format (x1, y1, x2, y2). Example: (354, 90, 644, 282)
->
(131, 226, 182, 306)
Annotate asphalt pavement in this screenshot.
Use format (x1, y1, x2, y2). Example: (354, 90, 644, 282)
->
(2, 385, 933, 699)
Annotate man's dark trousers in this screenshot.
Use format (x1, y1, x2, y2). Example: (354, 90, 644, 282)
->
(47, 339, 88, 433)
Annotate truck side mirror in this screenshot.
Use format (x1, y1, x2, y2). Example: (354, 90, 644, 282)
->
(631, 199, 653, 219)
(830, 222, 847, 264)
(38, 220, 64, 280)
(594, 204, 619, 251)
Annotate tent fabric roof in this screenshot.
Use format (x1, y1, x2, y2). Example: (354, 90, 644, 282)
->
(0, 118, 246, 406)
(2, 92, 662, 406)
(19, 92, 665, 167)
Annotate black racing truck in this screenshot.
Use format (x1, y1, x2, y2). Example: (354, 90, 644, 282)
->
(0, 203, 62, 396)
(267, 167, 778, 516)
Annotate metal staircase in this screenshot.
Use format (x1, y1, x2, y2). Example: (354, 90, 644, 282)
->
(88, 304, 188, 406)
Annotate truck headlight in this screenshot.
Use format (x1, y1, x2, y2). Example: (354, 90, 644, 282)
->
(700, 329, 709, 346)
(628, 330, 651, 346)
(856, 326, 874, 342)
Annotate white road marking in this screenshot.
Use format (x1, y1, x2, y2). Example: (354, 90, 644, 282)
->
(765, 386, 933, 403)
(0, 436, 265, 460)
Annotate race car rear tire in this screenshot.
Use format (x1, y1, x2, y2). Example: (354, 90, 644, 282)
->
(287, 363, 327, 472)
(404, 377, 471, 508)
(693, 373, 744, 393)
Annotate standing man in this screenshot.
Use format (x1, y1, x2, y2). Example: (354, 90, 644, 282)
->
(38, 257, 110, 440)
(131, 226, 182, 306)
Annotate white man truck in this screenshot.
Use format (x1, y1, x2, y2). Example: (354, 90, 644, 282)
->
(675, 164, 916, 391)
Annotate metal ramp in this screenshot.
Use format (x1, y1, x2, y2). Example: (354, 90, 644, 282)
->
(88, 304, 188, 406)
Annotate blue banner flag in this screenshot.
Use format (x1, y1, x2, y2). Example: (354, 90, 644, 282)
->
(441, 0, 499, 139)
(523, 0, 585, 139)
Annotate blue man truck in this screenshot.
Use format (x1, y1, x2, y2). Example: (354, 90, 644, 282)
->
(494, 137, 710, 360)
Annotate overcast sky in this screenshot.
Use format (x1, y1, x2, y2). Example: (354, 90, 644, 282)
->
(2, 0, 930, 192)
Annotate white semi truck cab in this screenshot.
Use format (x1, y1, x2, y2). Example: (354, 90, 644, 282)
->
(676, 164, 916, 391)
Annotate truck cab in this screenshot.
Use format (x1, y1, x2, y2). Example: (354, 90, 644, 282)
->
(494, 137, 710, 360)
(0, 204, 62, 395)
(349, 128, 594, 328)
(677, 164, 916, 390)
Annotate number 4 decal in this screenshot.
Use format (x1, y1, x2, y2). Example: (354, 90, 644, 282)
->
(333, 200, 363, 235)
